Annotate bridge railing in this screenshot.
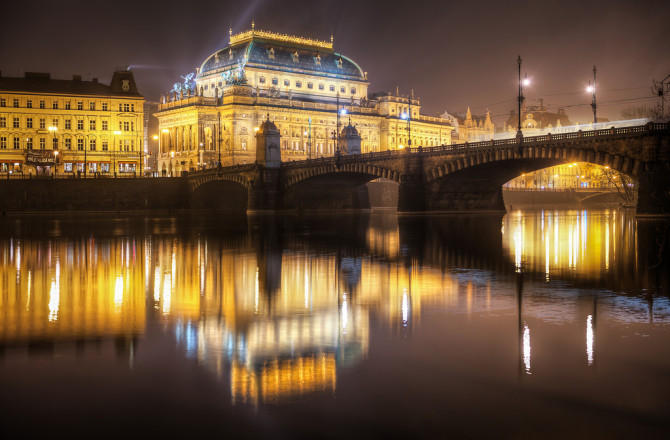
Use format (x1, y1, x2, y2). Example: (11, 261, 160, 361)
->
(188, 122, 668, 173)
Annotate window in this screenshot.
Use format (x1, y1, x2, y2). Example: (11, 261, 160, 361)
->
(52, 118, 58, 128)
(13, 118, 19, 128)
(329, 85, 335, 92)
(131, 104, 134, 112)
(89, 120, 96, 130)
(102, 120, 108, 131)
(102, 141, 108, 151)
(27, 100, 33, 108)
(90, 102, 96, 111)
(39, 118, 46, 129)
(77, 101, 83, 110)
(123, 121, 130, 131)
(13, 98, 19, 108)
(351, 87, 356, 94)
(53, 102, 58, 109)
(0, 137, 6, 149)
(259, 77, 266, 84)
(307, 82, 313, 89)
(77, 120, 83, 130)
(0, 117, 5, 128)
(319, 83, 324, 90)
(65, 120, 71, 130)
(284, 79, 290, 86)
(0, 98, 5, 107)
(272, 78, 278, 85)
(53, 138, 58, 149)
(90, 139, 96, 151)
(340, 86, 345, 93)
(101, 163, 110, 173)
(102, 102, 108, 111)
(130, 121, 134, 131)
(26, 138, 33, 149)
(295, 81, 302, 88)
(14, 137, 20, 149)
(65, 102, 71, 110)
(77, 138, 84, 150)
(123, 103, 130, 112)
(65, 138, 72, 149)
(39, 138, 46, 149)
(64, 163, 72, 172)
(27, 118, 33, 129)
(39, 100, 45, 109)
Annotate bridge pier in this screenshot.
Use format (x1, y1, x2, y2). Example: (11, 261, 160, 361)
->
(247, 166, 281, 212)
(636, 163, 670, 216)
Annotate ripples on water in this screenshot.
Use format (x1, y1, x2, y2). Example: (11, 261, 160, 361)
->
(0, 209, 669, 438)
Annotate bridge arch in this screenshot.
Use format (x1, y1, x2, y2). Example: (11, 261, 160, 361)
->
(424, 144, 640, 184)
(284, 162, 400, 188)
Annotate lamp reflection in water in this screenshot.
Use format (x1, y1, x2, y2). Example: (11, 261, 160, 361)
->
(586, 315, 594, 366)
(523, 323, 531, 374)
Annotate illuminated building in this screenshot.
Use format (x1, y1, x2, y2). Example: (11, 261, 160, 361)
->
(442, 107, 495, 142)
(504, 98, 571, 132)
(505, 162, 632, 190)
(156, 24, 454, 175)
(0, 69, 144, 176)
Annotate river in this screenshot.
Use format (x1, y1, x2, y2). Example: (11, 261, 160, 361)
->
(1, 209, 669, 438)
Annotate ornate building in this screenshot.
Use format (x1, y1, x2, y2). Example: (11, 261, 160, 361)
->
(442, 107, 495, 142)
(0, 69, 144, 176)
(156, 24, 454, 176)
(504, 98, 571, 133)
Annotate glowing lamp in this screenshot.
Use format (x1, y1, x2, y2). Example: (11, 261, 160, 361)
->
(161, 128, 169, 133)
(339, 108, 347, 116)
(400, 113, 408, 120)
(587, 85, 594, 93)
(523, 77, 530, 86)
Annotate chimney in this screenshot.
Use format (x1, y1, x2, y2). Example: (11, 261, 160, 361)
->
(73, 75, 81, 81)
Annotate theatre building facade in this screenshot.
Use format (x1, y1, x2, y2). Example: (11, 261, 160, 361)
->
(156, 25, 454, 176)
(0, 70, 144, 176)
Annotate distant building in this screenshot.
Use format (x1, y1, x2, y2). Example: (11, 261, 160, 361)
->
(504, 98, 571, 132)
(442, 107, 495, 142)
(143, 101, 159, 175)
(0, 69, 144, 176)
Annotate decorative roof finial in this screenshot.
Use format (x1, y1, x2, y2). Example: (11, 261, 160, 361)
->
(252, 19, 255, 31)
(330, 33, 333, 44)
(229, 26, 232, 43)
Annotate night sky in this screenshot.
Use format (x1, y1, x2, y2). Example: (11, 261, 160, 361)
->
(1, 0, 668, 126)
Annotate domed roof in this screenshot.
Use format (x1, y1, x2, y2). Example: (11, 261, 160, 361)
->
(198, 28, 366, 81)
(257, 115, 279, 134)
(340, 122, 360, 138)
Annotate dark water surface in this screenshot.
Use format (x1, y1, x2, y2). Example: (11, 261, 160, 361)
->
(1, 209, 669, 439)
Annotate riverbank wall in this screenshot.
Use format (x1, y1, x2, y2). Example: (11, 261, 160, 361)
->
(0, 178, 187, 212)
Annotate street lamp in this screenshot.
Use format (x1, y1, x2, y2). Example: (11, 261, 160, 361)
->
(586, 66, 597, 125)
(48, 126, 58, 176)
(401, 110, 411, 150)
(517, 55, 530, 137)
(113, 130, 122, 177)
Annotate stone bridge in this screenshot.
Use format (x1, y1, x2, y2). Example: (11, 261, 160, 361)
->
(185, 122, 670, 215)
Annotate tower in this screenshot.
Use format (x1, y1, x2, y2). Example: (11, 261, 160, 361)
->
(339, 120, 362, 155)
(255, 115, 281, 167)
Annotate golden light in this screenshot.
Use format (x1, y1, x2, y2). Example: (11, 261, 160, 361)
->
(152, 135, 159, 140)
(48, 126, 58, 133)
(170, 152, 175, 158)
(254, 127, 259, 132)
(587, 85, 594, 93)
(113, 130, 122, 135)
(161, 128, 169, 134)
(398, 144, 404, 149)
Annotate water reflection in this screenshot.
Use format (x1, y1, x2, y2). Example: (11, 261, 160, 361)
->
(1, 210, 669, 415)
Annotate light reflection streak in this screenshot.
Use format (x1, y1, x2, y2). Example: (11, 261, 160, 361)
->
(587, 314, 594, 365)
(154, 267, 161, 302)
(48, 260, 60, 322)
(163, 273, 172, 316)
(114, 275, 124, 308)
(523, 323, 531, 374)
(402, 288, 409, 325)
(341, 293, 348, 332)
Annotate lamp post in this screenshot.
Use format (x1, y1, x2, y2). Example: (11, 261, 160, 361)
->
(113, 130, 122, 177)
(586, 65, 597, 125)
(48, 126, 58, 177)
(152, 134, 159, 175)
(401, 109, 411, 150)
(517, 56, 530, 137)
(160, 128, 169, 175)
(217, 112, 222, 170)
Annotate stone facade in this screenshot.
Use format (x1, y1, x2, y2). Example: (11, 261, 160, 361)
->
(0, 70, 144, 177)
(156, 26, 454, 176)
